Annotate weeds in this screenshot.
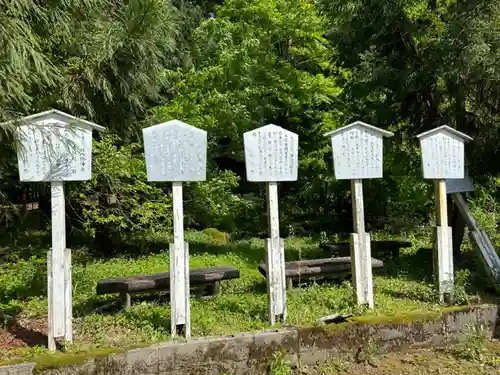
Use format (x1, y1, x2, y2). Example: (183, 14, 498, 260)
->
(320, 358, 348, 373)
(268, 349, 292, 375)
(451, 324, 489, 361)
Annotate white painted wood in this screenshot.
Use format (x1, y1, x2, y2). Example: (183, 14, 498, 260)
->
(350, 179, 374, 308)
(351, 180, 365, 234)
(0, 109, 105, 132)
(183, 241, 191, 339)
(243, 124, 299, 182)
(434, 180, 454, 303)
(417, 125, 473, 180)
(64, 248, 72, 343)
(363, 233, 374, 308)
(170, 182, 190, 338)
(47, 251, 56, 352)
(434, 226, 454, 302)
(265, 182, 286, 324)
(51, 181, 66, 338)
(267, 183, 280, 245)
(143, 120, 207, 182)
(16, 123, 93, 182)
(325, 121, 393, 180)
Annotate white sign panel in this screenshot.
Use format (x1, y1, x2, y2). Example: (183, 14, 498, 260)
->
(325, 121, 393, 180)
(243, 124, 298, 182)
(16, 124, 92, 182)
(417, 126, 472, 180)
(446, 175, 475, 194)
(143, 120, 207, 182)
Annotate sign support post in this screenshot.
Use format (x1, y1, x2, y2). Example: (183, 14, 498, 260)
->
(325, 121, 393, 308)
(170, 181, 190, 338)
(265, 181, 286, 323)
(243, 124, 298, 325)
(143, 119, 207, 338)
(350, 179, 373, 308)
(416, 125, 473, 303)
(434, 179, 453, 303)
(1, 109, 105, 351)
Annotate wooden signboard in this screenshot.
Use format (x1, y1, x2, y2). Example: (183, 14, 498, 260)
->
(446, 174, 474, 194)
(1, 109, 105, 351)
(243, 124, 298, 325)
(325, 121, 393, 308)
(327, 121, 390, 180)
(416, 125, 473, 302)
(143, 119, 207, 338)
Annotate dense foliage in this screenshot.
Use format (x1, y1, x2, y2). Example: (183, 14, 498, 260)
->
(1, 0, 500, 247)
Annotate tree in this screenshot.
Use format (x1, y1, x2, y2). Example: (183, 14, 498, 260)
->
(151, 0, 349, 234)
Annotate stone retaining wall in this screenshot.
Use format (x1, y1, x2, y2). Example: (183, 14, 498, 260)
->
(1, 304, 498, 375)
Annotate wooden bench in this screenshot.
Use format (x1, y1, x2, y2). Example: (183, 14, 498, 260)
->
(258, 257, 384, 289)
(96, 266, 240, 308)
(320, 240, 412, 259)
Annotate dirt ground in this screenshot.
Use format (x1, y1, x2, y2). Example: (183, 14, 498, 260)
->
(295, 340, 500, 375)
(0, 314, 48, 351)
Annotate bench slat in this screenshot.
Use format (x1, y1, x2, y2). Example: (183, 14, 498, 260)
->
(258, 257, 384, 279)
(96, 266, 240, 295)
(320, 240, 412, 257)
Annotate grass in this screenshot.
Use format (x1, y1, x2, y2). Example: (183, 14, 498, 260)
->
(0, 227, 496, 364)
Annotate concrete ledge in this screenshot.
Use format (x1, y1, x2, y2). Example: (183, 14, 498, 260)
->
(1, 305, 498, 375)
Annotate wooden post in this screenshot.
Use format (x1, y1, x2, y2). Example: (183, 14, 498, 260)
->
(350, 179, 374, 308)
(47, 251, 56, 352)
(64, 248, 72, 343)
(49, 181, 67, 347)
(170, 182, 190, 338)
(266, 182, 286, 324)
(434, 180, 454, 303)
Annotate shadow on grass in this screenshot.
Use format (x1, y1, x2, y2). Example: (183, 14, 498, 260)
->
(5, 319, 54, 349)
(0, 260, 47, 312)
(379, 246, 497, 302)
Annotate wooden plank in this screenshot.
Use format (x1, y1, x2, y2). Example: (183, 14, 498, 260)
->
(468, 230, 500, 293)
(446, 175, 474, 194)
(170, 181, 189, 337)
(64, 248, 72, 343)
(452, 193, 478, 230)
(434, 180, 454, 303)
(363, 233, 374, 308)
(47, 251, 56, 352)
(433, 226, 454, 303)
(183, 241, 191, 339)
(265, 238, 286, 325)
(96, 266, 240, 294)
(454, 193, 500, 293)
(320, 240, 411, 258)
(350, 179, 373, 308)
(265, 182, 286, 325)
(50, 181, 66, 338)
(258, 257, 384, 277)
